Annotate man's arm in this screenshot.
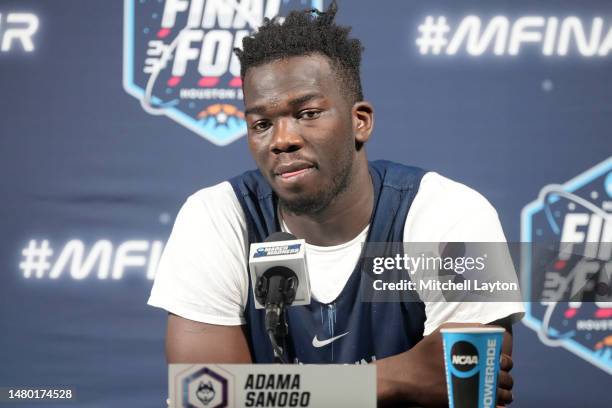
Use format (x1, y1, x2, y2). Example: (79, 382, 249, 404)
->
(148, 187, 252, 363)
(166, 313, 252, 363)
(375, 322, 514, 407)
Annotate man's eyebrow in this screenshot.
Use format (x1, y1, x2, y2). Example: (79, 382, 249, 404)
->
(288, 93, 324, 108)
(244, 105, 267, 116)
(244, 93, 325, 116)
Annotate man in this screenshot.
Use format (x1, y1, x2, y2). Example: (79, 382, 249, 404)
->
(148, 2, 523, 406)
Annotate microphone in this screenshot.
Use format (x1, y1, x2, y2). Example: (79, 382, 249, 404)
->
(249, 232, 311, 363)
(249, 232, 311, 309)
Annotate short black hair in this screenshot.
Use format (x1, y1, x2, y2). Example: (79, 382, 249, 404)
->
(234, 0, 364, 104)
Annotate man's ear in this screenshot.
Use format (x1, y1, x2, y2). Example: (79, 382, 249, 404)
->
(352, 101, 374, 149)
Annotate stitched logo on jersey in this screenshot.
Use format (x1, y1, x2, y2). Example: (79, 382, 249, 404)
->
(123, 0, 324, 146)
(312, 331, 349, 348)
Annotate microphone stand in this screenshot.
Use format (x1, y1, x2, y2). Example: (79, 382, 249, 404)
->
(265, 304, 288, 363)
(255, 267, 298, 364)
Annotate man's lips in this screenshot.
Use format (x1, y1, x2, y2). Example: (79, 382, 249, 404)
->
(274, 161, 315, 179)
(279, 168, 313, 179)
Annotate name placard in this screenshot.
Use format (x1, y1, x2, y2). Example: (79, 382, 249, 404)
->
(168, 364, 376, 408)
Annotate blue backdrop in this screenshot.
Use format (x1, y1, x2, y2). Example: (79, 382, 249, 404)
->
(1, 0, 610, 406)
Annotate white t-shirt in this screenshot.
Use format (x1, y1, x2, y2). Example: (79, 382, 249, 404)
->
(148, 172, 524, 335)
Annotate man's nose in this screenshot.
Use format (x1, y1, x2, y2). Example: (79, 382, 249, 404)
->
(270, 118, 303, 154)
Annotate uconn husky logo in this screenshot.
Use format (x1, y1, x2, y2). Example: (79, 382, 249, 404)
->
(180, 366, 231, 407)
(123, 0, 323, 146)
(196, 381, 215, 405)
(521, 157, 612, 374)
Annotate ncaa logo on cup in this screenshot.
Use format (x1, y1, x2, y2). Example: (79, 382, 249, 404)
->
(450, 341, 480, 375)
(452, 354, 478, 366)
(521, 157, 612, 374)
(123, 0, 324, 146)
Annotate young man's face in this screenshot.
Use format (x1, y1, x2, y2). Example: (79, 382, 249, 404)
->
(243, 53, 359, 215)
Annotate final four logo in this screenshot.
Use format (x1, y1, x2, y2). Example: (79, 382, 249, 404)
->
(123, 0, 323, 146)
(521, 157, 612, 374)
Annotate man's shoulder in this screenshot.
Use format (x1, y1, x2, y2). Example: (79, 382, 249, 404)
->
(227, 168, 273, 199)
(188, 179, 236, 204)
(405, 171, 501, 241)
(417, 172, 495, 212)
(188, 166, 266, 204)
(370, 160, 426, 179)
(371, 160, 494, 213)
(182, 180, 245, 226)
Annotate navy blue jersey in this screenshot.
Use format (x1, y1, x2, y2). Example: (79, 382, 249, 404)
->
(229, 160, 427, 363)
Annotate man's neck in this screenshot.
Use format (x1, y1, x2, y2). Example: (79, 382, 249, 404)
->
(280, 162, 373, 246)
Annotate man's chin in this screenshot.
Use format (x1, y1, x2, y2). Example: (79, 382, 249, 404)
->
(278, 194, 327, 216)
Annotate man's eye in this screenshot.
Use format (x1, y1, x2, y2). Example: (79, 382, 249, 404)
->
(298, 110, 321, 120)
(251, 120, 271, 132)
